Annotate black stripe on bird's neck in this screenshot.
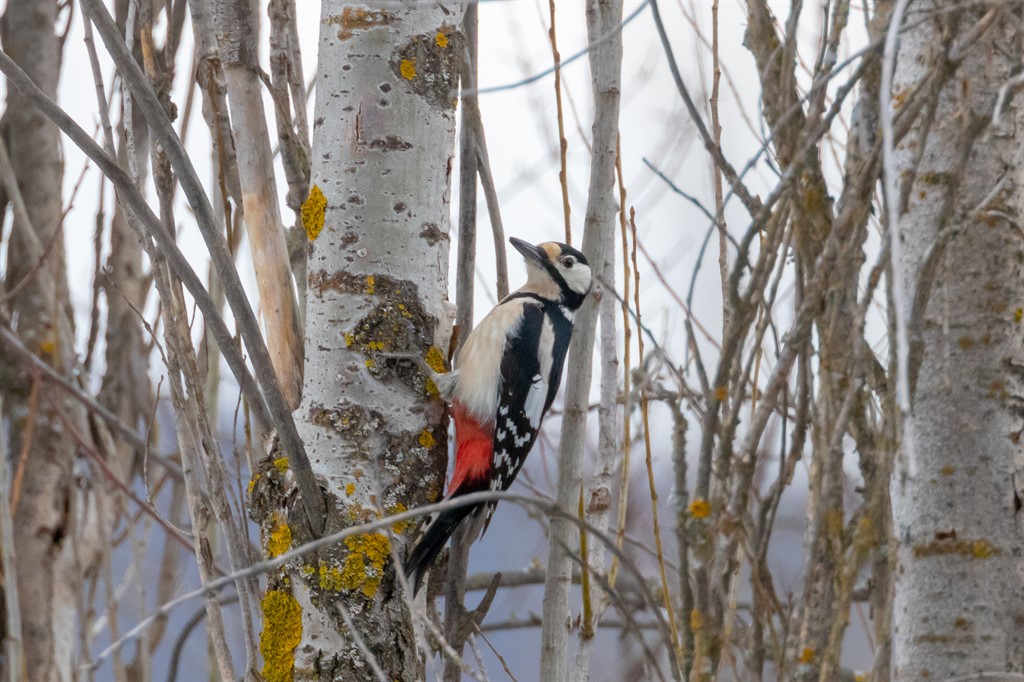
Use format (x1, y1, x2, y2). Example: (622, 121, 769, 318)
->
(504, 292, 577, 323)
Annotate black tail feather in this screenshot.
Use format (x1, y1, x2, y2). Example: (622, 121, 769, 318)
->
(403, 505, 475, 595)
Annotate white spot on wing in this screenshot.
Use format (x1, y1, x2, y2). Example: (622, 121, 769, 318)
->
(523, 374, 546, 429)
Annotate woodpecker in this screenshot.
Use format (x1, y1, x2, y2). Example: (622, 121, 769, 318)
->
(403, 236, 593, 594)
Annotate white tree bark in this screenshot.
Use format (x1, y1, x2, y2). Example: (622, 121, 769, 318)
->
(892, 4, 1024, 678)
(250, 2, 463, 680)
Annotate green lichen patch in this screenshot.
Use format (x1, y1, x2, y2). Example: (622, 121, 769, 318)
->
(260, 590, 302, 682)
(391, 27, 464, 109)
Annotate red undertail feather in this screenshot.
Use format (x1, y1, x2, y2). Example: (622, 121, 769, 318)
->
(448, 402, 493, 495)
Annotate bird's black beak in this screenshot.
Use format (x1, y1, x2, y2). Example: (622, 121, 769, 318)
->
(510, 237, 547, 266)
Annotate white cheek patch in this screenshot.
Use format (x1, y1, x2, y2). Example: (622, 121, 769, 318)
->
(561, 263, 592, 295)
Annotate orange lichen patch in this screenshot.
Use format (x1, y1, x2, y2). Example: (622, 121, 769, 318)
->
(301, 185, 327, 241)
(400, 59, 416, 80)
(339, 533, 390, 598)
(689, 609, 703, 632)
(798, 647, 815, 664)
(267, 515, 292, 558)
(260, 590, 302, 682)
(38, 339, 56, 356)
(688, 498, 711, 519)
(940, 464, 955, 476)
(328, 7, 392, 41)
(419, 429, 436, 448)
(957, 336, 975, 350)
(435, 32, 449, 47)
(713, 385, 728, 401)
(345, 482, 356, 496)
(273, 457, 289, 473)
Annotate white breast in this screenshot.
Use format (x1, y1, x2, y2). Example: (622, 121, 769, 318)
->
(453, 298, 526, 422)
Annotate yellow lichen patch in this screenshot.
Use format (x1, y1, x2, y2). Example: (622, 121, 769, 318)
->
(267, 515, 292, 558)
(344, 333, 354, 347)
(713, 385, 728, 401)
(400, 58, 416, 80)
(688, 498, 711, 519)
(247, 472, 262, 496)
(260, 590, 302, 682)
(419, 429, 436, 448)
(345, 482, 356, 496)
(913, 537, 1001, 559)
(318, 562, 345, 591)
(365, 275, 376, 294)
(972, 539, 994, 559)
(1015, 307, 1023, 323)
(300, 564, 315, 576)
(940, 464, 955, 476)
(798, 647, 815, 664)
(435, 32, 448, 47)
(825, 508, 845, 538)
(689, 609, 703, 632)
(38, 339, 56, 356)
(365, 358, 376, 369)
(424, 345, 447, 397)
(273, 457, 289, 473)
(339, 533, 390, 599)
(301, 184, 327, 241)
(386, 503, 409, 534)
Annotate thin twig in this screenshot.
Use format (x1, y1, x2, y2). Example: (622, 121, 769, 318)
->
(0, 398, 23, 682)
(880, 0, 916, 478)
(547, 0, 572, 244)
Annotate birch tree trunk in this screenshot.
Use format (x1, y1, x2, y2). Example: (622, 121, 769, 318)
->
(249, 3, 463, 679)
(892, 4, 1024, 678)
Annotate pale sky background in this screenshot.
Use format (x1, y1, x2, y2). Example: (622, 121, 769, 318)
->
(0, 0, 885, 678)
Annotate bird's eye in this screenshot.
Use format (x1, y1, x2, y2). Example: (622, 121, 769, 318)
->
(561, 257, 575, 269)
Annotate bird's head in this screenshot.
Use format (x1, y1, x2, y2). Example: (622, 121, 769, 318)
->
(510, 237, 592, 310)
